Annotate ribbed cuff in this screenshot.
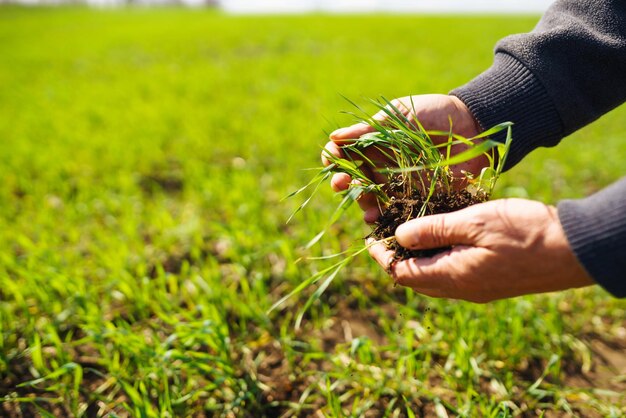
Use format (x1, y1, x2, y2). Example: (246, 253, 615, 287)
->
(450, 53, 564, 170)
(557, 177, 626, 298)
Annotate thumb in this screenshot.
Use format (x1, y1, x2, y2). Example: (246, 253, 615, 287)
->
(395, 211, 478, 250)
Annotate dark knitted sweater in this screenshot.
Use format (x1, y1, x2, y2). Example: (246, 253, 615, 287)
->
(451, 0, 626, 297)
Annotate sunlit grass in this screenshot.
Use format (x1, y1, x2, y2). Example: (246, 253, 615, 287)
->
(0, 6, 624, 416)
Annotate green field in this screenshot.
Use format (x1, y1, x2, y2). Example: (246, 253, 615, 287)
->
(1, 6, 625, 417)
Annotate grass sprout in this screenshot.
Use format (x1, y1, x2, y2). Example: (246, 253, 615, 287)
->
(274, 97, 512, 326)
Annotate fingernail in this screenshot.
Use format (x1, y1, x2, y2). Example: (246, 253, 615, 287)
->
(395, 224, 414, 247)
(386, 256, 397, 276)
(330, 127, 348, 139)
(395, 223, 409, 237)
(364, 207, 381, 224)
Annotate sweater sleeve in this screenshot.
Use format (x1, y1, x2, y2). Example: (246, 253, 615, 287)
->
(450, 0, 626, 297)
(450, 0, 626, 169)
(558, 177, 626, 297)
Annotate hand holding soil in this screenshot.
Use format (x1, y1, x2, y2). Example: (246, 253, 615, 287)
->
(368, 198, 595, 302)
(280, 95, 512, 324)
(319, 96, 595, 302)
(323, 94, 487, 223)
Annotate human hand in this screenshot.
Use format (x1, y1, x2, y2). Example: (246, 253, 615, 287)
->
(368, 198, 594, 302)
(322, 94, 486, 223)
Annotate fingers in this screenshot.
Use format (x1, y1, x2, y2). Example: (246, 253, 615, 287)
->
(395, 208, 482, 250)
(330, 123, 376, 143)
(322, 141, 343, 166)
(355, 190, 378, 214)
(368, 239, 450, 288)
(323, 141, 390, 187)
(368, 241, 478, 299)
(367, 239, 397, 274)
(363, 206, 381, 224)
(330, 173, 351, 192)
(329, 99, 412, 144)
(324, 136, 388, 220)
(330, 174, 381, 219)
(371, 99, 411, 124)
(392, 254, 455, 289)
(367, 238, 451, 293)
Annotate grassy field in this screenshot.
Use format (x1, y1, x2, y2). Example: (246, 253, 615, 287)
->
(1, 6, 625, 417)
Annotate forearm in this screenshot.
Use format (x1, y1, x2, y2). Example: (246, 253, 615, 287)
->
(451, 0, 626, 169)
(558, 177, 626, 297)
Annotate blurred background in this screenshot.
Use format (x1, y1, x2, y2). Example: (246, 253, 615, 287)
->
(1, 0, 625, 416)
(2, 0, 554, 12)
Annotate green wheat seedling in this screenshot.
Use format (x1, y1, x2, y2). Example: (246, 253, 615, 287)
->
(272, 98, 512, 328)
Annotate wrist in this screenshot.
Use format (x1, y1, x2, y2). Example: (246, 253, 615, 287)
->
(450, 53, 563, 170)
(448, 95, 482, 137)
(549, 205, 595, 289)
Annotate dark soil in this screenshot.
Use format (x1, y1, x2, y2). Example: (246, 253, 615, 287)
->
(369, 188, 485, 261)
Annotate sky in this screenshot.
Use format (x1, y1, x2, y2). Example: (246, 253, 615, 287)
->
(11, 0, 555, 12)
(219, 0, 554, 14)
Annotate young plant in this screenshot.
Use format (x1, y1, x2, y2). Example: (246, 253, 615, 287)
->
(272, 98, 512, 328)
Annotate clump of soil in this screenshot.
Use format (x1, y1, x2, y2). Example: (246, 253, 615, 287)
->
(369, 187, 484, 261)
